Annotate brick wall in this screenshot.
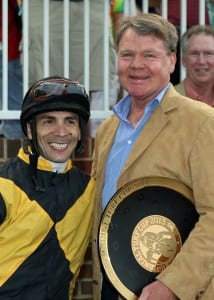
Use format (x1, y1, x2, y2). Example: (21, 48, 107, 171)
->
(0, 137, 94, 300)
(73, 137, 94, 300)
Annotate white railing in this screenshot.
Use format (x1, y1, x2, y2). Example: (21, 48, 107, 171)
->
(1, 0, 208, 121)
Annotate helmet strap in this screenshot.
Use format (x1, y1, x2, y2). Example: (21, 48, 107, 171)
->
(29, 153, 45, 192)
(25, 118, 46, 192)
(29, 118, 40, 155)
(23, 138, 33, 155)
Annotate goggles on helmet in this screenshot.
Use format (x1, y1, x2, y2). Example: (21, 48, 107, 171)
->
(30, 79, 86, 102)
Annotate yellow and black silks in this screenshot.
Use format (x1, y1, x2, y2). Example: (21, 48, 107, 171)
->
(0, 147, 95, 300)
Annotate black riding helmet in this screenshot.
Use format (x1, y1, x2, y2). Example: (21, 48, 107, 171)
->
(20, 76, 90, 155)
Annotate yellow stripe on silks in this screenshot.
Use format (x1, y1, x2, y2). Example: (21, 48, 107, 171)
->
(0, 178, 54, 286)
(55, 177, 95, 294)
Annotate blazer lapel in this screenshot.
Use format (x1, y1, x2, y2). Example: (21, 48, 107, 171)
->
(121, 85, 179, 174)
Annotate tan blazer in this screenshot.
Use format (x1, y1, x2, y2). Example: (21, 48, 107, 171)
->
(91, 84, 214, 300)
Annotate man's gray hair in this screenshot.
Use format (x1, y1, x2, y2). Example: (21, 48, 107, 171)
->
(181, 25, 214, 54)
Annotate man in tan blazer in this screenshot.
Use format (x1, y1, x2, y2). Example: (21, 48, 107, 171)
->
(92, 14, 214, 300)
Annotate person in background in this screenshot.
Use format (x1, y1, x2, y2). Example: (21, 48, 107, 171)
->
(0, 0, 24, 138)
(0, 76, 95, 300)
(167, 0, 210, 28)
(135, 0, 161, 14)
(175, 25, 214, 107)
(91, 14, 214, 300)
(110, 0, 124, 41)
(166, 0, 210, 85)
(207, 0, 214, 26)
(28, 0, 118, 139)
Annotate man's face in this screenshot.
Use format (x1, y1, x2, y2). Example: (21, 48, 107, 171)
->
(182, 33, 214, 85)
(27, 111, 81, 163)
(117, 28, 176, 104)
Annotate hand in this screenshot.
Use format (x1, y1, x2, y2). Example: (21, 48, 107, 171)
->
(138, 280, 178, 300)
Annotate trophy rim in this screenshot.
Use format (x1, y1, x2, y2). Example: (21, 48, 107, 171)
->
(98, 177, 194, 299)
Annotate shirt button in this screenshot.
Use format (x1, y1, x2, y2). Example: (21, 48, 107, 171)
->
(128, 140, 132, 144)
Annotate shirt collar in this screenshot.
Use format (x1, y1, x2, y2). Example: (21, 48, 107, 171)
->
(18, 147, 72, 172)
(113, 83, 170, 122)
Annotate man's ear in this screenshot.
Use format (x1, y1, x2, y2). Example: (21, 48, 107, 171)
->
(169, 52, 177, 74)
(26, 122, 32, 140)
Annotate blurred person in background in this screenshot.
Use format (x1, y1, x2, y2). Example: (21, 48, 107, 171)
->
(207, 0, 214, 26)
(28, 0, 118, 138)
(175, 25, 214, 107)
(0, 0, 24, 138)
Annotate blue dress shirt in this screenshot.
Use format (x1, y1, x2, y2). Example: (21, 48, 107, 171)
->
(102, 84, 170, 210)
